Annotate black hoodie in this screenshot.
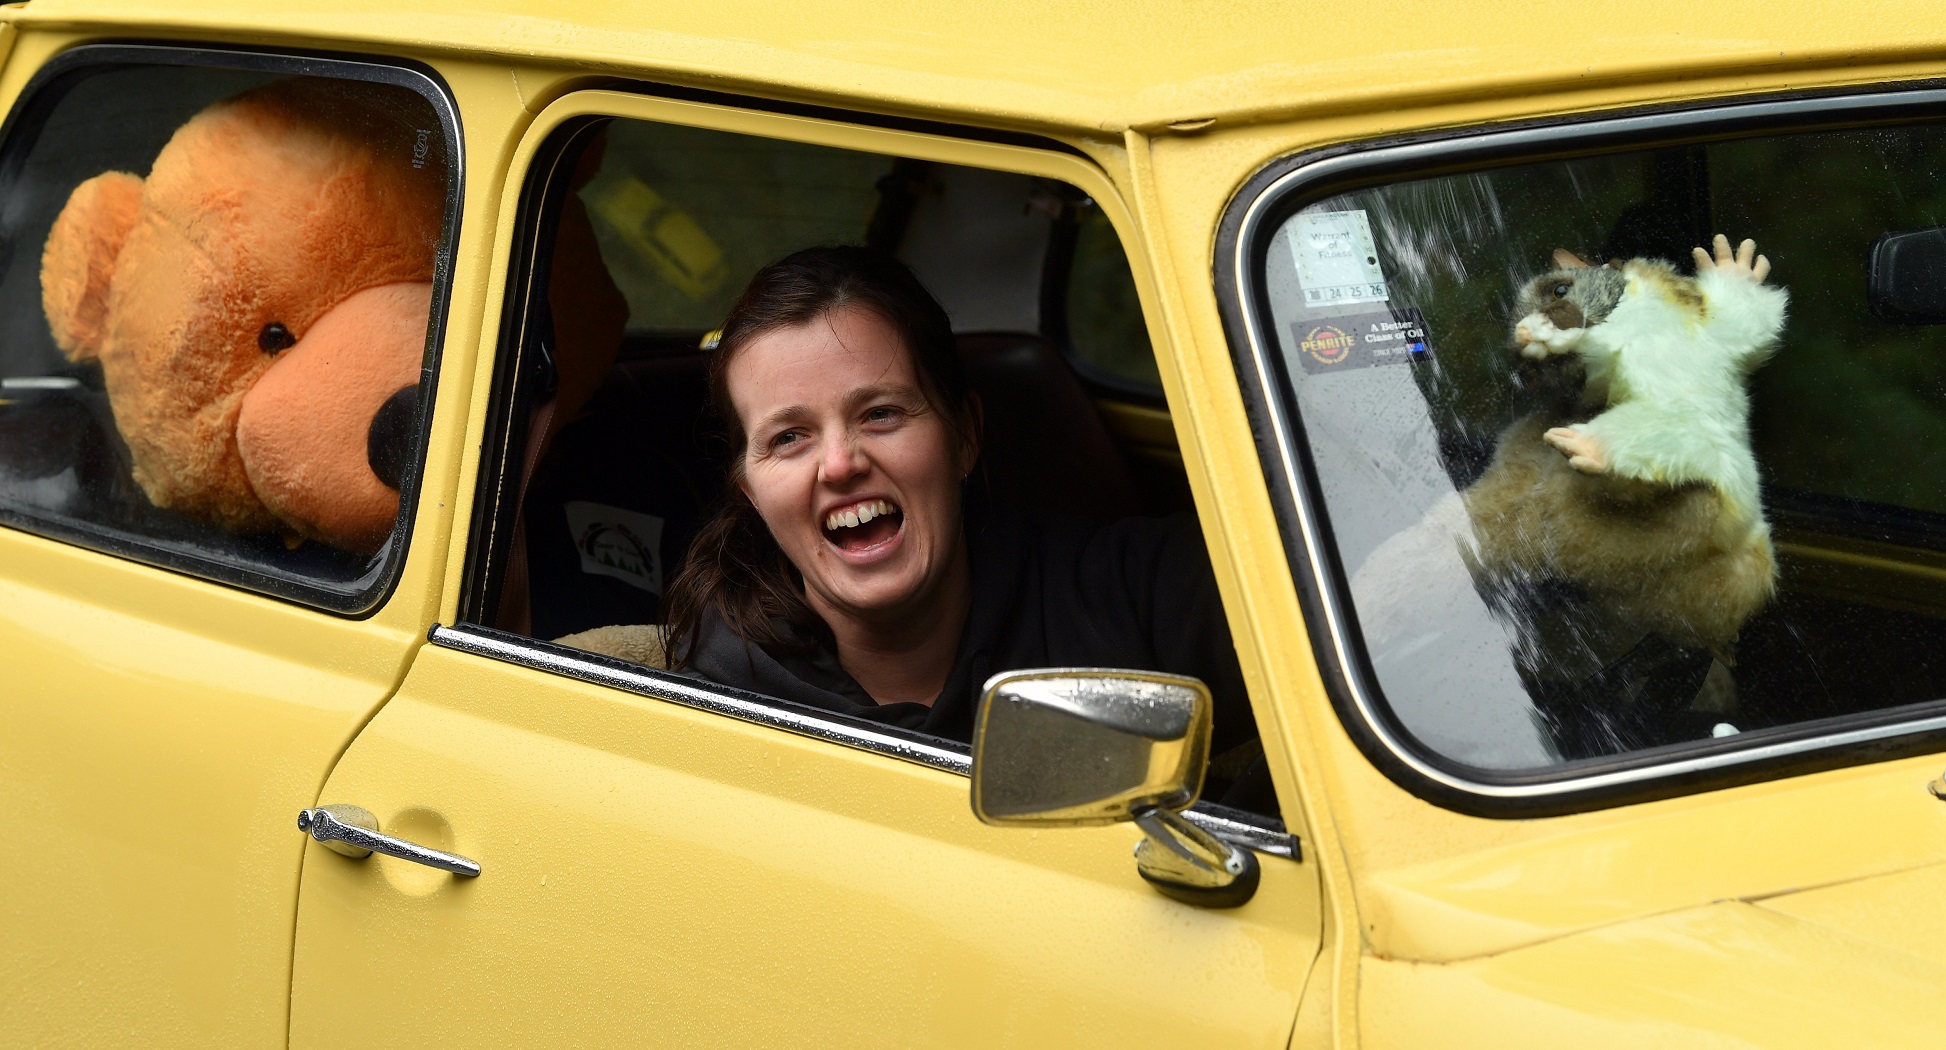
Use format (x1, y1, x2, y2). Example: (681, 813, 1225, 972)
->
(684, 504, 1254, 757)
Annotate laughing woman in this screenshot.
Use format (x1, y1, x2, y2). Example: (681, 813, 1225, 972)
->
(663, 246, 1258, 771)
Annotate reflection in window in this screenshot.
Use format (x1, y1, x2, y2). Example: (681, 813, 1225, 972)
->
(580, 122, 891, 332)
(1262, 126, 1946, 769)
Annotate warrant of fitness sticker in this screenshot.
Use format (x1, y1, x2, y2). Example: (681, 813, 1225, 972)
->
(1289, 210, 1388, 306)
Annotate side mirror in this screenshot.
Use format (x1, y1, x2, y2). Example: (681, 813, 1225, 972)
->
(1868, 227, 1946, 324)
(971, 668, 1260, 908)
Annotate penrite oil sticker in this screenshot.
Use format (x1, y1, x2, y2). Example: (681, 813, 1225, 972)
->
(1290, 307, 1432, 375)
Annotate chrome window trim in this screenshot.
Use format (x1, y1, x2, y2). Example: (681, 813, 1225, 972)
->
(428, 623, 1297, 858)
(1224, 86, 1946, 805)
(431, 623, 971, 773)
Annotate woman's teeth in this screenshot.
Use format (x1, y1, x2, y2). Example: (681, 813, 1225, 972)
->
(825, 499, 896, 532)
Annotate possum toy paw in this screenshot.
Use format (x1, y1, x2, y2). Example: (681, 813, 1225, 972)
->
(1544, 425, 1608, 474)
(1514, 314, 1586, 359)
(1692, 233, 1771, 284)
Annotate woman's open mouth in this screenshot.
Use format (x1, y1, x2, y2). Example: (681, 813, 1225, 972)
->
(823, 498, 904, 553)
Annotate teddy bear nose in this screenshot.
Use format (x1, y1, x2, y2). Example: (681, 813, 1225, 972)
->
(367, 384, 418, 490)
(259, 322, 296, 353)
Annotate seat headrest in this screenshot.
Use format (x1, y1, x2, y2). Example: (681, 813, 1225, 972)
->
(957, 332, 1140, 522)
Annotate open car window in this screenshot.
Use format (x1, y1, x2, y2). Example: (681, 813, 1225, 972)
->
(1235, 96, 1946, 802)
(463, 109, 1282, 823)
(0, 49, 455, 611)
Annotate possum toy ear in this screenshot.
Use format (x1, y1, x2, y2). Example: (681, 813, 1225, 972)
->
(1551, 248, 1594, 269)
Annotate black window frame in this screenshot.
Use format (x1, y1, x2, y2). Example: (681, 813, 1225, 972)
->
(0, 41, 463, 616)
(1216, 81, 1946, 817)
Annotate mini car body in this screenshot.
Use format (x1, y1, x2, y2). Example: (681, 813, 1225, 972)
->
(6, 2, 1946, 1047)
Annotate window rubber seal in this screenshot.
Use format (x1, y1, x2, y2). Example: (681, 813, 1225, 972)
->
(1213, 80, 1946, 817)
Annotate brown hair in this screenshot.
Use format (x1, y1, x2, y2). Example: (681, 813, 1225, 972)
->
(663, 246, 976, 667)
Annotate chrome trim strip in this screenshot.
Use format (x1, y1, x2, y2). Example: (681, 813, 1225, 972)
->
(429, 624, 971, 774)
(1183, 808, 1299, 860)
(428, 624, 1299, 857)
(1226, 89, 1946, 802)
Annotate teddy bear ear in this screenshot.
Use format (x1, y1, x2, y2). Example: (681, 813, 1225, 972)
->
(41, 171, 145, 362)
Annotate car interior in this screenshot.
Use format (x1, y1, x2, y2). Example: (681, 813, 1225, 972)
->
(477, 120, 1199, 647)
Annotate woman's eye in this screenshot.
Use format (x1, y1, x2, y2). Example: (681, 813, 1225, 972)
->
(864, 406, 902, 424)
(770, 430, 804, 450)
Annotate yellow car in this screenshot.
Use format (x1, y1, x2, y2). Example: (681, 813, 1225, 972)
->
(6, 1, 1946, 1046)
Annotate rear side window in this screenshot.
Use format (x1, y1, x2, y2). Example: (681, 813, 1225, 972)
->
(0, 47, 457, 610)
(1230, 93, 1946, 806)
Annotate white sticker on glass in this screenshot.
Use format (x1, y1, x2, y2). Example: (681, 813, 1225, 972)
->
(1289, 210, 1389, 306)
(564, 501, 666, 594)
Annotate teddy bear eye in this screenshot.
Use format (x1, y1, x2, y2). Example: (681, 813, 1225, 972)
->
(258, 323, 296, 354)
(1551, 282, 1571, 298)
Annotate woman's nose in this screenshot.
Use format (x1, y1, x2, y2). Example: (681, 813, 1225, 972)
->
(819, 432, 867, 484)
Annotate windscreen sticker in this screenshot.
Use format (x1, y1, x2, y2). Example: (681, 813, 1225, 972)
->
(1291, 307, 1432, 374)
(1288, 210, 1389, 306)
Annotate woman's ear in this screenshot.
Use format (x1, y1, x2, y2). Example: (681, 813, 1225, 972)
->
(41, 171, 145, 362)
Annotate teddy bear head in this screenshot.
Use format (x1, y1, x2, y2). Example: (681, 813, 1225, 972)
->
(40, 77, 446, 555)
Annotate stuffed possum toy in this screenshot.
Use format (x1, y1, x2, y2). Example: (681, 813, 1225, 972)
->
(1462, 235, 1789, 660)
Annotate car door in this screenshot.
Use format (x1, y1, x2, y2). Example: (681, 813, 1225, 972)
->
(0, 41, 462, 1047)
(284, 90, 1322, 1047)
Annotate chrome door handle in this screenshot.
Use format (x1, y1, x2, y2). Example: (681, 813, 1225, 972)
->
(297, 804, 482, 878)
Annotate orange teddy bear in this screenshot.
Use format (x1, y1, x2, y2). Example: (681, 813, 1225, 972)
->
(39, 77, 446, 555)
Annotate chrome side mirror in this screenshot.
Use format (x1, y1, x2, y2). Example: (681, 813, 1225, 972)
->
(971, 668, 1260, 908)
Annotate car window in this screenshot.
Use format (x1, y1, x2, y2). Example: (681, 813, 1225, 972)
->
(1241, 109, 1946, 787)
(1062, 202, 1160, 389)
(583, 120, 890, 333)
(0, 52, 455, 609)
(470, 112, 1281, 821)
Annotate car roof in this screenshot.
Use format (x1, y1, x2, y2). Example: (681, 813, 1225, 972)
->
(16, 0, 1946, 134)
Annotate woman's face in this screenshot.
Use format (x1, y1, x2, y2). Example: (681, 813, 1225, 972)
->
(729, 304, 976, 628)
